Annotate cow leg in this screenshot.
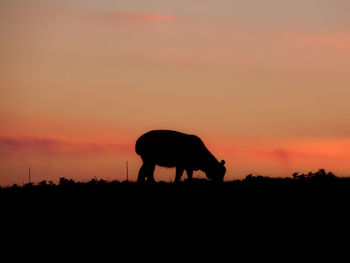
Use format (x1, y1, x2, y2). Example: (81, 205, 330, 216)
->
(146, 164, 156, 183)
(186, 169, 193, 181)
(138, 162, 155, 183)
(137, 163, 147, 183)
(175, 167, 184, 183)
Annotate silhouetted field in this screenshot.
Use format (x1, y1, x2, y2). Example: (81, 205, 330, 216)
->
(2, 169, 349, 236)
(2, 169, 349, 196)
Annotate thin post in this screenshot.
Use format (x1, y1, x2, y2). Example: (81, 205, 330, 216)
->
(29, 166, 31, 184)
(126, 161, 129, 181)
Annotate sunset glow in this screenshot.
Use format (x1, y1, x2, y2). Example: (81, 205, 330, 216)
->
(1, 0, 350, 185)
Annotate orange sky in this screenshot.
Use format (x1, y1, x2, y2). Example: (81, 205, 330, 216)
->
(1, 1, 350, 185)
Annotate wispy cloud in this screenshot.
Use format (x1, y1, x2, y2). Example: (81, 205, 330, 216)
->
(249, 149, 290, 165)
(0, 135, 132, 157)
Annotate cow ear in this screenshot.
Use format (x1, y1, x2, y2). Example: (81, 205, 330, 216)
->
(220, 160, 225, 166)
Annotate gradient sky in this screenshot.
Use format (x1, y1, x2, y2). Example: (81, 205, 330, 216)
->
(1, 0, 350, 185)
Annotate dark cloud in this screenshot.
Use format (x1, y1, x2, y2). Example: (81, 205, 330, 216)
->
(249, 148, 290, 165)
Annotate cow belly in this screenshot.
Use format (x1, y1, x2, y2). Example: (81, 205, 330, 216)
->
(156, 159, 177, 168)
(154, 152, 199, 169)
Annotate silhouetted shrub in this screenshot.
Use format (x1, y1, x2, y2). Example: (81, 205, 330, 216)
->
(0, 169, 348, 195)
(38, 180, 47, 186)
(59, 177, 76, 187)
(292, 169, 338, 183)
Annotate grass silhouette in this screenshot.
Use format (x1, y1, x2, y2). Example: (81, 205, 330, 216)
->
(2, 168, 348, 234)
(1, 169, 349, 195)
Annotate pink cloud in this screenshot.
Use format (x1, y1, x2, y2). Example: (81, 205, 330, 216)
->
(276, 31, 350, 49)
(114, 12, 178, 21)
(214, 137, 350, 172)
(82, 11, 179, 27)
(5, 5, 178, 23)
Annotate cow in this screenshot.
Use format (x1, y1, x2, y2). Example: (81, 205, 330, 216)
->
(135, 130, 226, 183)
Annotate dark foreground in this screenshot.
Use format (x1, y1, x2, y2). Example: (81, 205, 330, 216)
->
(2, 169, 349, 254)
(2, 169, 350, 203)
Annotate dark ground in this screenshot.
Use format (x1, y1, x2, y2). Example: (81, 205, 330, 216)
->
(2, 169, 349, 207)
(2, 169, 349, 256)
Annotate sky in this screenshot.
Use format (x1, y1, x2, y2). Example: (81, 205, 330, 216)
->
(1, 0, 350, 185)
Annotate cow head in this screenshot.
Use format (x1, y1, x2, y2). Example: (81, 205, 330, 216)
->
(206, 160, 226, 182)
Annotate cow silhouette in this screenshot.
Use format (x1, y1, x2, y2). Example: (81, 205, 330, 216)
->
(135, 130, 226, 183)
